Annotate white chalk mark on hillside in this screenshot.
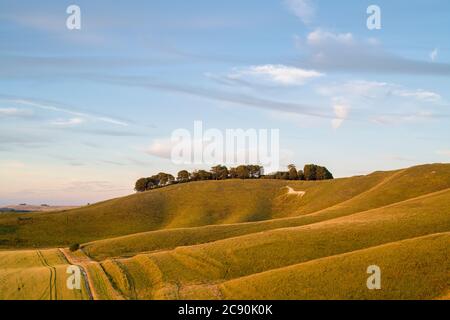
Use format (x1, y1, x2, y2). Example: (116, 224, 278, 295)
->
(285, 186, 306, 197)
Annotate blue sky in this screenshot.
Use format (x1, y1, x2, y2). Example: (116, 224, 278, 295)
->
(0, 0, 449, 205)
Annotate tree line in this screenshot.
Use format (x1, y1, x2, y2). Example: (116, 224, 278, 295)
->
(135, 164, 333, 192)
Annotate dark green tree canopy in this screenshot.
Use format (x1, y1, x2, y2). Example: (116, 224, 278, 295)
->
(304, 164, 333, 181)
(288, 164, 299, 180)
(211, 165, 229, 180)
(134, 164, 333, 192)
(177, 170, 190, 182)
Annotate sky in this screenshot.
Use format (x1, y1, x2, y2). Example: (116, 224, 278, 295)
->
(0, 0, 449, 205)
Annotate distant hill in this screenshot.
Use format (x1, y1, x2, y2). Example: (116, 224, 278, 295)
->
(0, 205, 79, 213)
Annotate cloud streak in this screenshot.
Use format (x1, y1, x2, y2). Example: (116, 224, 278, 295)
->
(331, 99, 350, 129)
(317, 80, 442, 102)
(0, 95, 129, 127)
(0, 107, 34, 117)
(227, 64, 323, 86)
(430, 48, 438, 62)
(88, 74, 335, 119)
(296, 30, 450, 76)
(51, 117, 85, 127)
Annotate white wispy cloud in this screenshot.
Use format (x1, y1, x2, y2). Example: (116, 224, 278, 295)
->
(317, 80, 386, 98)
(228, 64, 324, 86)
(0, 97, 129, 126)
(331, 99, 350, 129)
(307, 29, 354, 46)
(97, 117, 129, 126)
(146, 138, 175, 159)
(371, 111, 434, 125)
(317, 80, 441, 102)
(92, 74, 333, 119)
(317, 80, 445, 126)
(284, 0, 316, 25)
(0, 107, 33, 117)
(296, 30, 450, 76)
(51, 117, 85, 127)
(430, 48, 438, 62)
(394, 89, 441, 102)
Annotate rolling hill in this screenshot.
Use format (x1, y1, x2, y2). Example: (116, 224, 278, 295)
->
(0, 163, 449, 300)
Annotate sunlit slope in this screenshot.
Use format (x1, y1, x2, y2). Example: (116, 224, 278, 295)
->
(0, 249, 90, 300)
(84, 164, 450, 260)
(0, 169, 395, 248)
(196, 233, 450, 300)
(102, 188, 450, 299)
(1, 163, 449, 300)
(60, 248, 124, 300)
(310, 163, 450, 219)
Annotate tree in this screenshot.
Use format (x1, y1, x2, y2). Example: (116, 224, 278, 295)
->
(146, 179, 156, 190)
(190, 170, 199, 181)
(248, 165, 263, 178)
(236, 165, 250, 179)
(155, 172, 174, 186)
(297, 170, 305, 181)
(303, 164, 333, 180)
(177, 170, 190, 183)
(288, 164, 298, 180)
(135, 178, 148, 192)
(316, 166, 333, 180)
(69, 243, 80, 252)
(274, 171, 289, 180)
(211, 165, 229, 180)
(197, 170, 212, 181)
(135, 163, 332, 191)
(166, 173, 175, 184)
(304, 164, 318, 181)
(229, 167, 238, 179)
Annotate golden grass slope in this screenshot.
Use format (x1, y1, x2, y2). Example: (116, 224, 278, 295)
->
(60, 248, 124, 300)
(101, 187, 450, 300)
(84, 163, 450, 261)
(0, 163, 449, 300)
(206, 233, 450, 300)
(0, 169, 396, 248)
(0, 249, 90, 300)
(2, 164, 450, 250)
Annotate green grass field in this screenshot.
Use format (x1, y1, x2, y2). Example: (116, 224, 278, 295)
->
(0, 163, 449, 300)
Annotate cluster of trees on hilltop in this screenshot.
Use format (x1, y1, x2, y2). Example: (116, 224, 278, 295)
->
(263, 164, 333, 181)
(135, 164, 333, 192)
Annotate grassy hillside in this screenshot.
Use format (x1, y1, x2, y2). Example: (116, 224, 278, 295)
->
(0, 168, 395, 248)
(84, 164, 450, 260)
(2, 164, 450, 250)
(99, 187, 450, 299)
(0, 249, 90, 300)
(0, 163, 449, 300)
(211, 233, 450, 300)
